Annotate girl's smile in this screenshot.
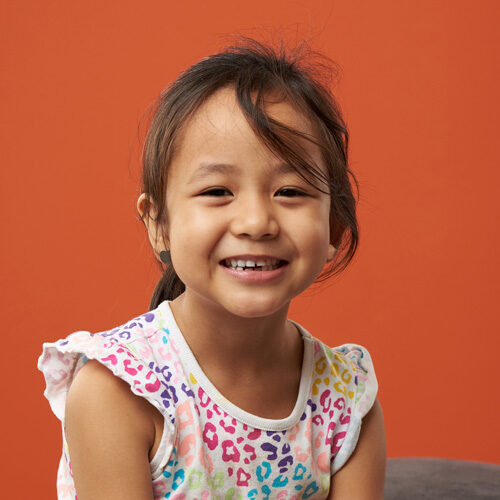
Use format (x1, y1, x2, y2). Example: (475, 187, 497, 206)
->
(219, 255, 290, 283)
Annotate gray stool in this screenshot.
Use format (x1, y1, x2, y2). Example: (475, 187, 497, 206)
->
(385, 457, 500, 499)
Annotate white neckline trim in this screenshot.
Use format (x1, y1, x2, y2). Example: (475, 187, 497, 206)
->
(158, 300, 314, 431)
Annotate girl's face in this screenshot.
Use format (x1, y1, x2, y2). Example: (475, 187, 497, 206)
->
(161, 87, 335, 318)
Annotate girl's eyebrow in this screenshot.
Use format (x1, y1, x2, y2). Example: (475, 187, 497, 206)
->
(188, 162, 296, 184)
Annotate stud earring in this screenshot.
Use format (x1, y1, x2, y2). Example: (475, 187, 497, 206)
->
(159, 250, 171, 264)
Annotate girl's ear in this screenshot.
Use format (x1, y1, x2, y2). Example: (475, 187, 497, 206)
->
(136, 193, 169, 262)
(327, 244, 337, 263)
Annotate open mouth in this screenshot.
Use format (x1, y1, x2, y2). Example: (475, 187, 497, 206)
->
(220, 259, 288, 271)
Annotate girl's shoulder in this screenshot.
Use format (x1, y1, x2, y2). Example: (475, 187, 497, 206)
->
(37, 303, 174, 429)
(304, 332, 380, 475)
(294, 321, 378, 401)
(314, 339, 377, 382)
(308, 334, 379, 412)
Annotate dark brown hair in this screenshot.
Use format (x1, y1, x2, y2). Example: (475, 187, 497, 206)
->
(138, 37, 359, 310)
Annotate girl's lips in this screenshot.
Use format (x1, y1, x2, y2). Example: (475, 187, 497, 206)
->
(219, 261, 289, 282)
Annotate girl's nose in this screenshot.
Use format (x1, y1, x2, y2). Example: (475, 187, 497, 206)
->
(229, 195, 279, 240)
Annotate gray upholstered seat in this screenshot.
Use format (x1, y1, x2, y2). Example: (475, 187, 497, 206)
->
(384, 458, 500, 499)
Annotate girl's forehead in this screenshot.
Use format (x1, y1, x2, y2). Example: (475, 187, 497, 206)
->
(173, 87, 318, 166)
(197, 86, 314, 134)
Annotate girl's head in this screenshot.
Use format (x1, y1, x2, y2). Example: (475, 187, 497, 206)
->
(137, 38, 359, 314)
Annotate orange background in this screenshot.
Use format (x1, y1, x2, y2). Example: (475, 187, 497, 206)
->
(2, 0, 499, 496)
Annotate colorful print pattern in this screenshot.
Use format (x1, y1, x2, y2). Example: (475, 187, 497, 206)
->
(38, 300, 378, 499)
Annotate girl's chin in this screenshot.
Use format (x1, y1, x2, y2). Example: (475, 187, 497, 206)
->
(216, 295, 291, 319)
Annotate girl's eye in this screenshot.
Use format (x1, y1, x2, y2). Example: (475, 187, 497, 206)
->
(200, 188, 232, 197)
(199, 188, 307, 197)
(277, 188, 307, 197)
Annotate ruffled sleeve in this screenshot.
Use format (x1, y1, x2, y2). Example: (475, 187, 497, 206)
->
(330, 343, 378, 475)
(37, 330, 176, 441)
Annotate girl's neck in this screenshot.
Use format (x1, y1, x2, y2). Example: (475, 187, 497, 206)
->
(169, 292, 302, 381)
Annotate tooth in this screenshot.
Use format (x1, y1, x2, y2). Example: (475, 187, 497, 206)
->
(225, 257, 282, 270)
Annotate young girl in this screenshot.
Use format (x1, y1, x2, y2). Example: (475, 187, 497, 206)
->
(38, 38, 386, 499)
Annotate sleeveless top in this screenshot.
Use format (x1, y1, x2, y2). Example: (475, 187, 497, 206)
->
(38, 300, 378, 499)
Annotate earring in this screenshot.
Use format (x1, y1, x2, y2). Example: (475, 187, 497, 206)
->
(159, 250, 171, 264)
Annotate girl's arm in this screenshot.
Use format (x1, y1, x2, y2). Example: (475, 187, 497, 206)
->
(328, 398, 387, 500)
(65, 359, 157, 500)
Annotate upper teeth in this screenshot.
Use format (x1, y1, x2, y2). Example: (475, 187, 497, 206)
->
(226, 258, 280, 268)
